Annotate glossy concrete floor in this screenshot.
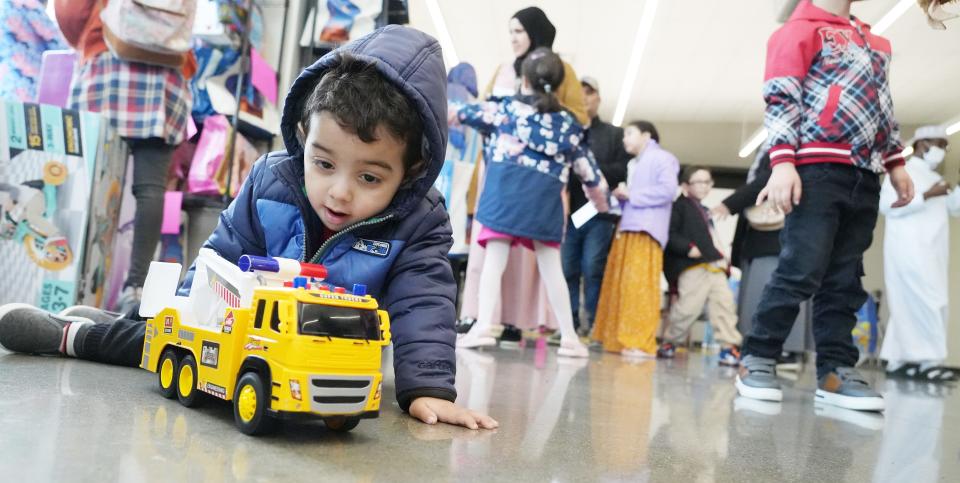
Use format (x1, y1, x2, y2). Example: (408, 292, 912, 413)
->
(0, 341, 957, 482)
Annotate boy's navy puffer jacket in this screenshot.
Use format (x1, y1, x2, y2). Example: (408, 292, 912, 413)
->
(178, 25, 456, 411)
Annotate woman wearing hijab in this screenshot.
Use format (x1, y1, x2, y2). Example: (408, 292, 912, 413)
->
(457, 6, 590, 344)
(486, 6, 588, 124)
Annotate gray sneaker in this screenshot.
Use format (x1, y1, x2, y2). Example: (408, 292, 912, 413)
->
(60, 305, 121, 325)
(0, 303, 90, 355)
(735, 354, 783, 402)
(815, 367, 884, 412)
(114, 286, 143, 316)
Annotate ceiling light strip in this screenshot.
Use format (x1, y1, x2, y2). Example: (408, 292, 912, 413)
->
(872, 0, 914, 35)
(738, 127, 768, 158)
(611, 0, 660, 127)
(425, 0, 459, 70)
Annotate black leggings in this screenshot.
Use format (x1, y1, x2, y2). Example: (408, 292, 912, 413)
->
(124, 137, 174, 288)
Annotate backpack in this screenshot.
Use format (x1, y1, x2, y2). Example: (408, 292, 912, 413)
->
(100, 0, 197, 69)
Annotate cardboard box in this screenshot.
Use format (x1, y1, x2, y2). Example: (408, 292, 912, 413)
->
(0, 100, 128, 311)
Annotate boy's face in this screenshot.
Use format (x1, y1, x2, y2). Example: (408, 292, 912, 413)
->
(685, 169, 713, 201)
(623, 126, 650, 156)
(302, 112, 406, 231)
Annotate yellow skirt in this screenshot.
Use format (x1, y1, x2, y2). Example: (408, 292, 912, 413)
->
(593, 231, 662, 354)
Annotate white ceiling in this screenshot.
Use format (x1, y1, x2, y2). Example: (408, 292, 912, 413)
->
(409, 0, 960, 152)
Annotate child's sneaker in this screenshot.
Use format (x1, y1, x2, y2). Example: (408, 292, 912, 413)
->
(656, 342, 676, 359)
(114, 286, 143, 316)
(621, 348, 656, 360)
(455, 317, 476, 334)
(456, 329, 497, 349)
(735, 355, 783, 402)
(815, 367, 885, 412)
(776, 351, 803, 372)
(557, 338, 589, 358)
(499, 325, 523, 346)
(718, 346, 741, 367)
(60, 305, 121, 325)
(0, 303, 92, 356)
(546, 330, 562, 346)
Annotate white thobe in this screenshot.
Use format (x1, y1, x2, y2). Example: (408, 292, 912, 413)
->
(879, 157, 960, 363)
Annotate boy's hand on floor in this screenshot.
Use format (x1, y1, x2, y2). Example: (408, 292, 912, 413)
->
(757, 163, 802, 214)
(888, 165, 916, 208)
(409, 397, 499, 430)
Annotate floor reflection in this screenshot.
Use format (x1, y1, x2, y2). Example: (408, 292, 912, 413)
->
(1, 346, 958, 482)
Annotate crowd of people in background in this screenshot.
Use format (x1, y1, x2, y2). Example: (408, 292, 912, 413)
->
(449, 6, 755, 369)
(448, 2, 960, 414)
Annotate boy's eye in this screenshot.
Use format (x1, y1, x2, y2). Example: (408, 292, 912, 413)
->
(360, 173, 382, 184)
(314, 159, 334, 170)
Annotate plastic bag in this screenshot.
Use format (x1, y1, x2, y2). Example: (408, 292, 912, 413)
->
(187, 115, 229, 195)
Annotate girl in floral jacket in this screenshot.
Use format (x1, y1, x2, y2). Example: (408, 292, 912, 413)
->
(452, 48, 608, 358)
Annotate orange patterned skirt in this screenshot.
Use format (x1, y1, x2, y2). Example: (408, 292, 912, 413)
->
(593, 231, 663, 354)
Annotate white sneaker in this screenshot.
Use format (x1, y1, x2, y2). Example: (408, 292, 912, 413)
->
(557, 338, 589, 358)
(456, 329, 497, 349)
(621, 348, 657, 360)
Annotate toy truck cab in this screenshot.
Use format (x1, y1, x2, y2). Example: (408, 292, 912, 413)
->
(140, 249, 391, 435)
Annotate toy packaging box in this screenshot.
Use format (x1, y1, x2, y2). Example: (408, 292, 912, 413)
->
(0, 100, 128, 311)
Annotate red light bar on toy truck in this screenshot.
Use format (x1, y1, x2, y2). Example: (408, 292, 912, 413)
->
(237, 255, 328, 281)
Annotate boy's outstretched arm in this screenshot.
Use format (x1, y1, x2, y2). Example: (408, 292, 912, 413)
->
(383, 198, 497, 429)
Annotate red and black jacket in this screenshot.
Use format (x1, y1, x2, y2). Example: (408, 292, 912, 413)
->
(763, 1, 904, 173)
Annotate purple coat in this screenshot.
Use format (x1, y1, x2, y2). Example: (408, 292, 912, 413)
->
(617, 140, 679, 247)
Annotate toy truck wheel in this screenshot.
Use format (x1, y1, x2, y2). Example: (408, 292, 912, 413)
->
(233, 372, 275, 435)
(323, 416, 360, 432)
(157, 349, 179, 399)
(176, 354, 202, 407)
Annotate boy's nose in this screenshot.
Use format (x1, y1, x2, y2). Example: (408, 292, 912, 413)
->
(327, 178, 352, 203)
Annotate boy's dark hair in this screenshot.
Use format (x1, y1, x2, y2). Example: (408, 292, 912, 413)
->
(521, 47, 565, 113)
(627, 120, 660, 143)
(680, 165, 711, 184)
(299, 53, 425, 184)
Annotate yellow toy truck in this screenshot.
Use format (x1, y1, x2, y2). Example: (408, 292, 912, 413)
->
(137, 248, 391, 435)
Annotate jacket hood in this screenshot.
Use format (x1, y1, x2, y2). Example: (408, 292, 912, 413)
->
(448, 62, 477, 99)
(790, 0, 872, 29)
(280, 25, 448, 218)
(513, 99, 583, 156)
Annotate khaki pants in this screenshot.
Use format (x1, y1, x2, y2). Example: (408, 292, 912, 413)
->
(664, 266, 742, 346)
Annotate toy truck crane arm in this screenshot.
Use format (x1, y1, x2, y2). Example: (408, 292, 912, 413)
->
(139, 248, 331, 327)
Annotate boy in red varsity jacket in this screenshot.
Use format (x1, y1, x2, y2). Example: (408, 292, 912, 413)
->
(735, 0, 914, 412)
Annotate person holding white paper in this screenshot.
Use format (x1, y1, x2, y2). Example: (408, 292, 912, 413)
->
(560, 77, 631, 338)
(593, 121, 679, 359)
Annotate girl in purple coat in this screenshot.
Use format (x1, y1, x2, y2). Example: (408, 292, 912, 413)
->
(593, 121, 678, 358)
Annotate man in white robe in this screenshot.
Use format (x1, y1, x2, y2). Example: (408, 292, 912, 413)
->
(880, 125, 960, 381)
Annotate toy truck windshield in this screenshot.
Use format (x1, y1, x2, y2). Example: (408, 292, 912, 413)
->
(298, 303, 381, 341)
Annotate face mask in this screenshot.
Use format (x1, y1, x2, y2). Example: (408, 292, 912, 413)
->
(923, 145, 946, 169)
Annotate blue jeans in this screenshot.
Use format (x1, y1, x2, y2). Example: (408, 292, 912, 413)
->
(742, 164, 879, 378)
(561, 217, 616, 331)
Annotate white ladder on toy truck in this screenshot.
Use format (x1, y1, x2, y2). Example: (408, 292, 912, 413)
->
(139, 248, 259, 328)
